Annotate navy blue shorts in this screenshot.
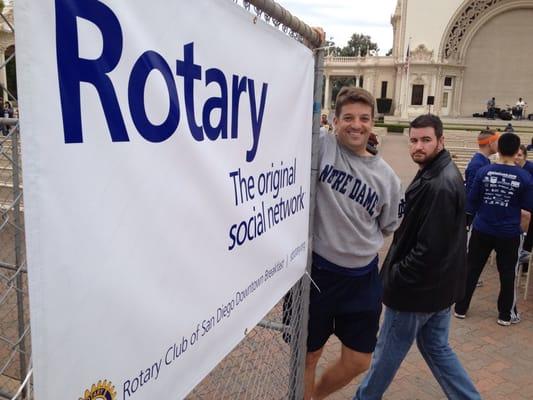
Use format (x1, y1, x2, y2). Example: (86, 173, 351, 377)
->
(307, 262, 383, 353)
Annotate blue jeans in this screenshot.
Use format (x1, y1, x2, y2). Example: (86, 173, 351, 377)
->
(353, 307, 481, 400)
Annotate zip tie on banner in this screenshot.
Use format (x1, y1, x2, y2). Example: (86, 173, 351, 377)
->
(304, 270, 321, 293)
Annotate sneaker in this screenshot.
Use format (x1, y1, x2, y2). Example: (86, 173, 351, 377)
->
(476, 280, 484, 287)
(497, 319, 511, 326)
(454, 312, 466, 319)
(519, 250, 530, 264)
(497, 315, 521, 326)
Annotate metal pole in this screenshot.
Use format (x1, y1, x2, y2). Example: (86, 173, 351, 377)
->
(11, 125, 29, 399)
(246, 0, 322, 49)
(288, 46, 325, 399)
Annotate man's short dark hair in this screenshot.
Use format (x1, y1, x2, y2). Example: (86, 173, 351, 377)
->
(409, 114, 443, 138)
(334, 86, 375, 118)
(498, 133, 521, 156)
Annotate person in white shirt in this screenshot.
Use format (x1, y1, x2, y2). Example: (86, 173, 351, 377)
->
(515, 97, 527, 120)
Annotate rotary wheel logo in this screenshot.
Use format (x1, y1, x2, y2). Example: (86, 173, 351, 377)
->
(79, 380, 117, 400)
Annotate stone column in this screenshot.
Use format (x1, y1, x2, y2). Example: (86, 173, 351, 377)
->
(393, 66, 403, 116)
(400, 71, 410, 119)
(430, 68, 440, 116)
(454, 69, 465, 117)
(433, 67, 443, 115)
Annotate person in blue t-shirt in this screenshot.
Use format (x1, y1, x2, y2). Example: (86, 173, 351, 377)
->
(515, 145, 533, 269)
(464, 130, 499, 287)
(455, 133, 533, 326)
(465, 130, 499, 226)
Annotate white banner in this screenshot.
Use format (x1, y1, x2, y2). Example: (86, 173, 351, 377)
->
(14, 0, 313, 398)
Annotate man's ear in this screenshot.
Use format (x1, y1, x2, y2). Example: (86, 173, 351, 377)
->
(439, 135, 445, 150)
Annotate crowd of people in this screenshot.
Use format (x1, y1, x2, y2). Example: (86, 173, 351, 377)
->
(307, 86, 533, 399)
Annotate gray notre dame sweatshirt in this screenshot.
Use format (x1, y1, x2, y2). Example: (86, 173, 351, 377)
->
(314, 134, 404, 269)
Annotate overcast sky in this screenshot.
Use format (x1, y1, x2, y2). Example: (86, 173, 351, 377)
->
(278, 0, 398, 55)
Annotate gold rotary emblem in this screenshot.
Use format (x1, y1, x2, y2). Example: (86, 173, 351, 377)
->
(79, 380, 117, 400)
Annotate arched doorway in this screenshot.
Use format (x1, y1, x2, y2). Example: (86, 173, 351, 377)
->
(460, 8, 533, 116)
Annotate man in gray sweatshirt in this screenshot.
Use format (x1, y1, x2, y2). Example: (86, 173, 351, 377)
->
(304, 87, 404, 400)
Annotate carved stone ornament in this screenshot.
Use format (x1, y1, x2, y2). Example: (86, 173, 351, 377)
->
(443, 0, 504, 60)
(411, 44, 434, 62)
(412, 74, 425, 84)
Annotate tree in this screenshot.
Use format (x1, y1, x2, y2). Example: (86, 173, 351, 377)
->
(330, 77, 356, 107)
(339, 33, 379, 57)
(323, 33, 379, 106)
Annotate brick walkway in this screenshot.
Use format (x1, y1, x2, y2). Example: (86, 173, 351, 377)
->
(318, 133, 533, 400)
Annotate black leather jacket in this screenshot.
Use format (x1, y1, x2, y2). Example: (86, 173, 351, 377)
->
(381, 150, 467, 312)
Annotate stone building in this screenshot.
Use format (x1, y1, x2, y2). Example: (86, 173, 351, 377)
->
(323, 0, 533, 119)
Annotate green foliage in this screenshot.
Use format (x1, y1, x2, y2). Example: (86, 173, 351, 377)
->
(327, 33, 379, 57)
(335, 33, 379, 57)
(375, 123, 407, 133)
(324, 33, 379, 107)
(323, 33, 379, 108)
(329, 77, 356, 108)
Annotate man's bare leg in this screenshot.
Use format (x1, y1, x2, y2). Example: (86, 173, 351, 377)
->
(313, 344, 371, 400)
(304, 348, 323, 400)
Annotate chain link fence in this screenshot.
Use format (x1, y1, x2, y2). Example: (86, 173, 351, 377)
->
(0, 3, 33, 399)
(0, 1, 323, 398)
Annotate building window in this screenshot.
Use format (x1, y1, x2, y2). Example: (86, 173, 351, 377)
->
(444, 76, 453, 87)
(359, 76, 364, 88)
(411, 84, 424, 105)
(381, 81, 388, 98)
(442, 92, 449, 108)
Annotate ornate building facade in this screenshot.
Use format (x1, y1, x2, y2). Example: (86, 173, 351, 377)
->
(323, 0, 533, 118)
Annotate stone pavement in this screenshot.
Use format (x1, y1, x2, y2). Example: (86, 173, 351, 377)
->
(317, 133, 533, 400)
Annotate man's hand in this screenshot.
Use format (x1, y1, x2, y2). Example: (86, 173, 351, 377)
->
(312, 27, 326, 45)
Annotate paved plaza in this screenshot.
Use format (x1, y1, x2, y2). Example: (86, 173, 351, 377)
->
(317, 132, 533, 400)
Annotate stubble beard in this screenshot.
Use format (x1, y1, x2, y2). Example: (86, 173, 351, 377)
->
(411, 147, 441, 167)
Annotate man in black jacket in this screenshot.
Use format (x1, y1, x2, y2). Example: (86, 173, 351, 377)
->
(353, 115, 481, 399)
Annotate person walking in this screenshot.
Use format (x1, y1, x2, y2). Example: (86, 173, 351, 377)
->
(353, 114, 481, 400)
(455, 133, 533, 325)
